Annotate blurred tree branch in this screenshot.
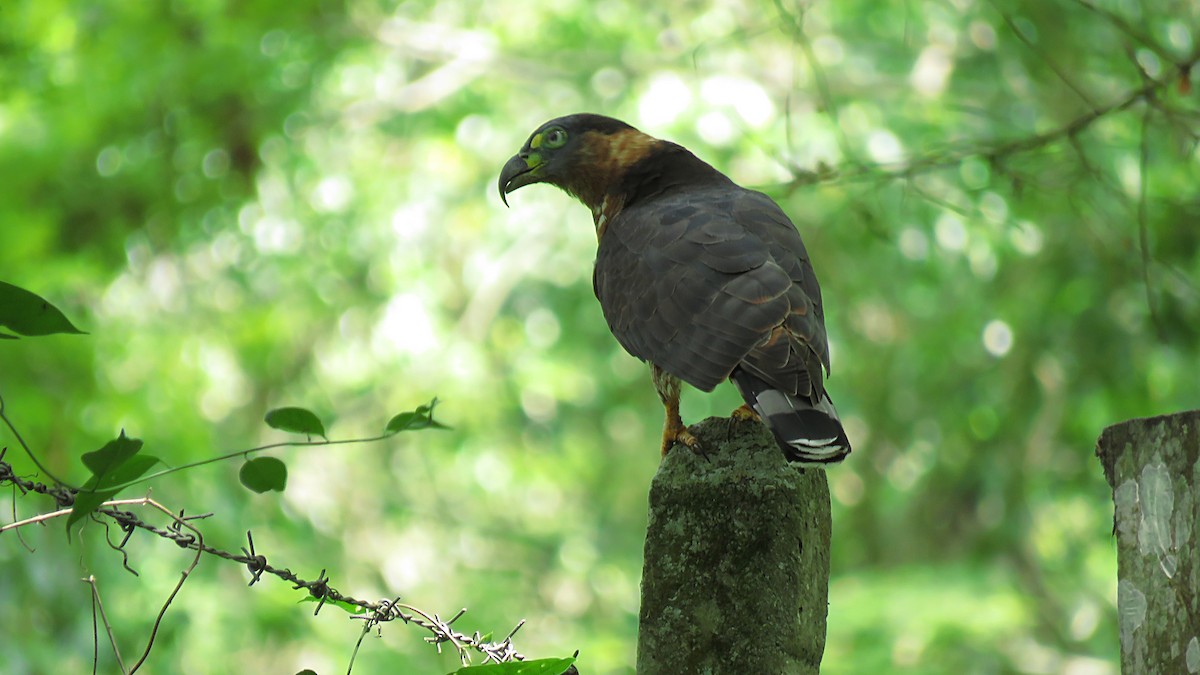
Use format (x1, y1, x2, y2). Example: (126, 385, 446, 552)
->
(785, 47, 1198, 189)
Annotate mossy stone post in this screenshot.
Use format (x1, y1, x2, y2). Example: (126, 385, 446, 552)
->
(1096, 410, 1200, 675)
(637, 416, 831, 674)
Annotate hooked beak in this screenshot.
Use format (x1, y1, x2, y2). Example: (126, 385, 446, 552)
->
(498, 153, 542, 207)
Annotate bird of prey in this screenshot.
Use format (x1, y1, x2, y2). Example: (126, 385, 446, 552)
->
(498, 114, 850, 463)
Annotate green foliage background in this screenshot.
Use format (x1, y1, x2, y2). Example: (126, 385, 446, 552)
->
(2, 0, 1197, 672)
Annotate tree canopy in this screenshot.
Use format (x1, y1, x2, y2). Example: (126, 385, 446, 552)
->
(1, 0, 1197, 672)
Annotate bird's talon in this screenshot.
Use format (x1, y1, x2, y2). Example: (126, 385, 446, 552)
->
(730, 404, 760, 423)
(661, 427, 707, 459)
(678, 428, 701, 449)
(675, 428, 709, 461)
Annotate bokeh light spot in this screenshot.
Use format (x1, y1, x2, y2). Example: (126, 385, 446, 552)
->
(983, 319, 1014, 357)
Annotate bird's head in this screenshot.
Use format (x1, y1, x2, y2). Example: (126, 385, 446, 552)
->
(498, 113, 660, 212)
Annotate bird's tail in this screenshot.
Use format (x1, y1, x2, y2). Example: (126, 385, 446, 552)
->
(730, 368, 851, 464)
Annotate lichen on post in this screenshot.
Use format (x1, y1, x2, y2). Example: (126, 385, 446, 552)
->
(1097, 410, 1200, 675)
(637, 416, 832, 674)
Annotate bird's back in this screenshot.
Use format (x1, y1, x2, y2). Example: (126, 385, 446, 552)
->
(594, 182, 830, 393)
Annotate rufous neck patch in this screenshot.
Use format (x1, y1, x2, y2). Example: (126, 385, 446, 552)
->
(596, 128, 660, 168)
(565, 129, 662, 214)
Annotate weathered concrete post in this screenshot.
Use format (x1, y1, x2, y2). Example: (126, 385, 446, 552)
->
(1096, 410, 1200, 675)
(637, 416, 831, 674)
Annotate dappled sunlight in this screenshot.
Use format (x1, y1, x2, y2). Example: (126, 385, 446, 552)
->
(967, 239, 998, 278)
(378, 524, 453, 597)
(911, 45, 955, 98)
(195, 342, 253, 421)
(831, 467, 865, 506)
(310, 174, 354, 213)
(637, 73, 693, 130)
(885, 441, 932, 492)
(700, 74, 775, 128)
(1010, 220, 1045, 256)
(602, 406, 645, 447)
(825, 565, 1033, 673)
(372, 292, 439, 357)
(5, 0, 1198, 671)
(316, 314, 376, 388)
(867, 129, 905, 164)
(695, 110, 735, 146)
(898, 226, 931, 261)
(540, 570, 593, 618)
(283, 451, 354, 538)
(934, 212, 968, 252)
(851, 300, 901, 344)
(982, 319, 1014, 357)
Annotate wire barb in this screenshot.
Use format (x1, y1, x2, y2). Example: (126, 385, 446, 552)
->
(241, 531, 268, 586)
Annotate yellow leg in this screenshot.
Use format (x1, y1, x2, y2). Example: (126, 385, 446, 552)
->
(652, 365, 701, 457)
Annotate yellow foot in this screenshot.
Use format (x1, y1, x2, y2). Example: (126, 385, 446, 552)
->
(661, 426, 705, 459)
(725, 404, 763, 445)
(730, 404, 760, 422)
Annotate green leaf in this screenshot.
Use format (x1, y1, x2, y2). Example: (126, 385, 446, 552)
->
(68, 432, 159, 536)
(298, 596, 366, 614)
(68, 455, 161, 534)
(385, 398, 450, 434)
(449, 657, 575, 675)
(239, 457, 288, 493)
(0, 281, 86, 338)
(81, 430, 144, 477)
(264, 407, 327, 439)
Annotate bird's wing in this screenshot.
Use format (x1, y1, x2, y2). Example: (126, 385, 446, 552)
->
(593, 186, 829, 396)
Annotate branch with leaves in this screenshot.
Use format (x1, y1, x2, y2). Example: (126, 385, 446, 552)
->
(0, 282, 578, 675)
(1, 388, 448, 532)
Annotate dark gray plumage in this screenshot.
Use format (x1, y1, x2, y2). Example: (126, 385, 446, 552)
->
(594, 184, 847, 462)
(500, 113, 850, 463)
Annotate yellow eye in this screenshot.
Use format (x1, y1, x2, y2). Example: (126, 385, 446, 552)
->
(544, 128, 568, 148)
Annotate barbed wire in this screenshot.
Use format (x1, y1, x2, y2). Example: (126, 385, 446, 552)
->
(0, 453, 527, 671)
